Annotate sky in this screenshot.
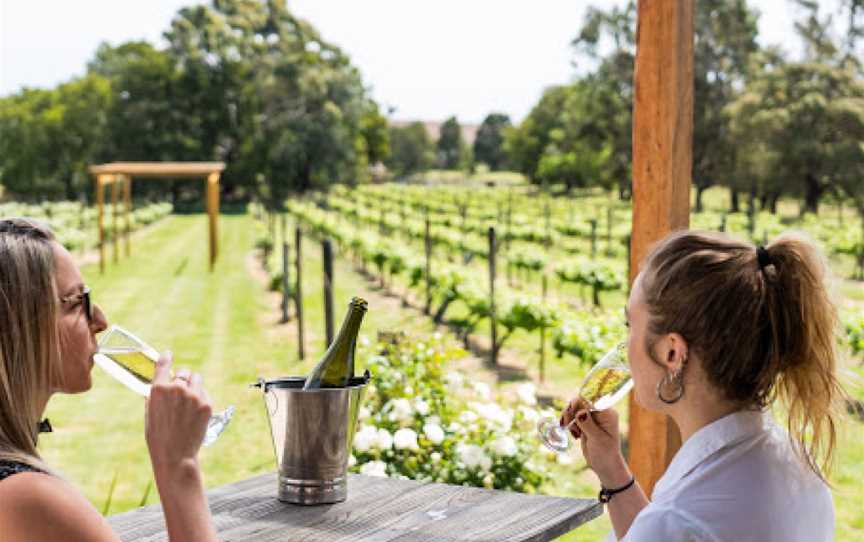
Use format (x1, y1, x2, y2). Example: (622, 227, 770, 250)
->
(0, 0, 844, 124)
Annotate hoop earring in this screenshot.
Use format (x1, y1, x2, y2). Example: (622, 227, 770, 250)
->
(657, 369, 685, 404)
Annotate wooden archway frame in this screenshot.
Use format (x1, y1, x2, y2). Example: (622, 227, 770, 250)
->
(88, 162, 226, 273)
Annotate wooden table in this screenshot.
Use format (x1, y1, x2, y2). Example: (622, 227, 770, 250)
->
(108, 472, 602, 541)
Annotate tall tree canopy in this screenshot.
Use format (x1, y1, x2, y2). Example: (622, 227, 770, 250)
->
(473, 113, 511, 171)
(0, 0, 385, 204)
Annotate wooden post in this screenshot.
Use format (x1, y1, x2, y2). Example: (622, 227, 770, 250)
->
(540, 273, 548, 384)
(629, 0, 694, 497)
(590, 219, 598, 258)
(281, 242, 291, 324)
(506, 190, 513, 285)
(295, 227, 305, 360)
(111, 177, 119, 264)
(207, 172, 220, 271)
(488, 227, 498, 366)
(123, 175, 132, 258)
(544, 199, 551, 249)
(425, 215, 432, 315)
(96, 175, 106, 274)
(606, 206, 613, 253)
(322, 239, 335, 347)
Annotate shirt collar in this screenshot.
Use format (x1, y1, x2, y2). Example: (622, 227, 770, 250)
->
(654, 409, 768, 495)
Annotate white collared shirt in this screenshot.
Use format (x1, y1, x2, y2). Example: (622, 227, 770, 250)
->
(606, 410, 834, 542)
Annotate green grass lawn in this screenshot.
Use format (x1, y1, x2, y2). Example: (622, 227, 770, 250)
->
(38, 212, 863, 540)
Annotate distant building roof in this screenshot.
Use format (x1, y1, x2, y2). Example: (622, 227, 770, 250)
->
(390, 119, 479, 145)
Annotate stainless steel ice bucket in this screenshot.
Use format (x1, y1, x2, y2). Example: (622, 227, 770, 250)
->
(253, 374, 369, 505)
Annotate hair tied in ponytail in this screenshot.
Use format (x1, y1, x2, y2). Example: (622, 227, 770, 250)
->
(757, 246, 773, 272)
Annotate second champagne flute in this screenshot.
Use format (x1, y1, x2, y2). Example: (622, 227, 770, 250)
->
(537, 342, 633, 453)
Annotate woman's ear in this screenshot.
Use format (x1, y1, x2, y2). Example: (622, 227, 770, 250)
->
(664, 333, 689, 372)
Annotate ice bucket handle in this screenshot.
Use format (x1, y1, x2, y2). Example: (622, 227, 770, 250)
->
(250, 378, 280, 416)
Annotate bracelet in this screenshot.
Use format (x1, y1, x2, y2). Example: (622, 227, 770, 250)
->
(598, 476, 636, 503)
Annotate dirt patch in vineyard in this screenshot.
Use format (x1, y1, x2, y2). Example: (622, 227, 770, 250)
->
(244, 249, 308, 352)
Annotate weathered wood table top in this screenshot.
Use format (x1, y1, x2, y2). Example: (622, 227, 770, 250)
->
(108, 472, 602, 541)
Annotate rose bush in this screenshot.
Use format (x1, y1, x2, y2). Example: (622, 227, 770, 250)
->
(349, 332, 557, 493)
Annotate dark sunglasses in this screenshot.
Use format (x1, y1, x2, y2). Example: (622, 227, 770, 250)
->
(60, 286, 93, 324)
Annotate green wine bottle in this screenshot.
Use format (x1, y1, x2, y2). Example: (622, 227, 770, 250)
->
(303, 297, 368, 390)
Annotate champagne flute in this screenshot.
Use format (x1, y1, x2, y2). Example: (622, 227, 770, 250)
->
(94, 325, 235, 447)
(537, 342, 632, 453)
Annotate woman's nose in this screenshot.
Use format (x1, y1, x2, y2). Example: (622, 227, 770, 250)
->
(91, 303, 109, 334)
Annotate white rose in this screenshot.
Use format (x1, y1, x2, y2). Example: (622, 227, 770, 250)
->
(447, 421, 462, 433)
(457, 444, 491, 471)
(348, 454, 357, 467)
(375, 428, 393, 450)
(482, 474, 494, 488)
(358, 406, 371, 420)
(360, 460, 388, 477)
(516, 383, 537, 406)
(473, 382, 491, 400)
(423, 422, 445, 445)
(519, 406, 540, 425)
(491, 435, 518, 457)
(359, 334, 370, 346)
(387, 398, 413, 423)
(393, 428, 420, 451)
(430, 452, 442, 464)
(459, 410, 479, 424)
(556, 453, 574, 465)
(353, 425, 377, 453)
(444, 371, 464, 389)
(471, 402, 513, 432)
(415, 399, 430, 416)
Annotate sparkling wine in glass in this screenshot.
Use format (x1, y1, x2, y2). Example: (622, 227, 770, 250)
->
(95, 325, 235, 447)
(538, 342, 633, 453)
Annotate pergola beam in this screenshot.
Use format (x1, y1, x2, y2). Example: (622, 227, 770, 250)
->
(628, 0, 694, 497)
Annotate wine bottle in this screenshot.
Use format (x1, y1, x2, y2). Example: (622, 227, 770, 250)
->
(303, 297, 368, 390)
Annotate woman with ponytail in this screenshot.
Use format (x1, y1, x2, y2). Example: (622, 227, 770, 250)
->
(561, 231, 843, 541)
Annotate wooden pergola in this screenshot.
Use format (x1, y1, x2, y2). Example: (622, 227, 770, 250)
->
(87, 162, 225, 273)
(629, 1, 693, 495)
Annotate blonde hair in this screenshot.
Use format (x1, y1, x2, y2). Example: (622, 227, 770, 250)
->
(640, 230, 844, 481)
(0, 218, 63, 472)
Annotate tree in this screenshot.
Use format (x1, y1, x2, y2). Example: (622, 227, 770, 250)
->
(691, 0, 760, 212)
(0, 75, 112, 200)
(728, 54, 864, 215)
(163, 0, 376, 205)
(436, 116, 463, 170)
(473, 113, 511, 171)
(386, 122, 433, 177)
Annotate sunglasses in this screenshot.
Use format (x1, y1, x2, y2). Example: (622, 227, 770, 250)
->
(60, 286, 93, 324)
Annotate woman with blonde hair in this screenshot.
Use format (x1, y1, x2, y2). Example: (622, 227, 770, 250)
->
(0, 218, 217, 541)
(562, 230, 842, 541)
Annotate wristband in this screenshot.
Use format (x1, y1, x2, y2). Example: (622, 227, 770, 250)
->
(598, 476, 635, 503)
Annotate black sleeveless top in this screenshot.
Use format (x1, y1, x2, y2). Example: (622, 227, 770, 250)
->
(0, 460, 39, 481)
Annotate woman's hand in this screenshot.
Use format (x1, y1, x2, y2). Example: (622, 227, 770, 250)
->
(145, 351, 213, 473)
(145, 352, 218, 542)
(560, 398, 631, 488)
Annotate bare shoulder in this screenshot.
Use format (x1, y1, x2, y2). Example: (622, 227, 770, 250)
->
(0, 471, 118, 541)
